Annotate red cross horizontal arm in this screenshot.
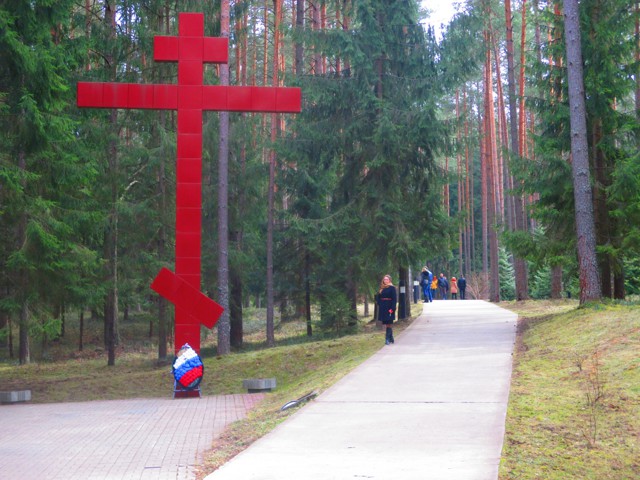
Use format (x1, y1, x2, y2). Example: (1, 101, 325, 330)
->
(76, 12, 301, 354)
(76, 83, 301, 113)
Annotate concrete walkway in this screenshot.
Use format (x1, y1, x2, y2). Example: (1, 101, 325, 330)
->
(0, 393, 263, 480)
(205, 300, 517, 480)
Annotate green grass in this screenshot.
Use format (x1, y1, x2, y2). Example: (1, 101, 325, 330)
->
(0, 304, 418, 403)
(499, 300, 640, 479)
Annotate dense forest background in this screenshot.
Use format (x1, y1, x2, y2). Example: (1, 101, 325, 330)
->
(2, 0, 640, 364)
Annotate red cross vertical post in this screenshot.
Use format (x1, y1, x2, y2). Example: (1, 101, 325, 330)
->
(77, 12, 301, 354)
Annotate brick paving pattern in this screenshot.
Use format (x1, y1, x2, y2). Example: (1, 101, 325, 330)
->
(0, 394, 264, 480)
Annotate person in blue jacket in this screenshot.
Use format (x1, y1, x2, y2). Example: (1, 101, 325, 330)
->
(420, 266, 433, 303)
(377, 274, 397, 345)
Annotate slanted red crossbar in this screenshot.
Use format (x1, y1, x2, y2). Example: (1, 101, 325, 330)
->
(77, 12, 301, 354)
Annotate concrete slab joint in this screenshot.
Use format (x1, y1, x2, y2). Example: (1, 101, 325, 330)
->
(243, 378, 276, 393)
(0, 390, 32, 404)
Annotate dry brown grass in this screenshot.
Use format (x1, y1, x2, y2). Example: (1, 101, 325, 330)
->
(499, 300, 640, 479)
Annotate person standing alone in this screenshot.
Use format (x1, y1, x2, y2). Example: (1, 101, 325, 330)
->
(458, 274, 467, 299)
(377, 274, 397, 345)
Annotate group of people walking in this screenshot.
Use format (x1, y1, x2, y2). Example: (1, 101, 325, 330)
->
(375, 267, 469, 346)
(419, 267, 467, 301)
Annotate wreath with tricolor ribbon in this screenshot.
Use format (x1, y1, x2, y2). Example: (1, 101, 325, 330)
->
(172, 343, 204, 390)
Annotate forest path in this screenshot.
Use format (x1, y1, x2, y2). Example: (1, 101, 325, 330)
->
(205, 299, 518, 480)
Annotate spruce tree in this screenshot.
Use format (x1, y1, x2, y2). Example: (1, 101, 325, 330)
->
(280, 0, 451, 327)
(0, 0, 98, 363)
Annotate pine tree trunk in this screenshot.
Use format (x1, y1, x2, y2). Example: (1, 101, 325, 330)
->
(343, 0, 351, 73)
(229, 9, 249, 349)
(229, 224, 245, 349)
(0, 311, 6, 353)
(505, 0, 529, 300)
(266, 0, 283, 347)
(485, 31, 500, 302)
(492, 48, 506, 225)
(613, 268, 625, 300)
(156, 106, 168, 360)
(79, 310, 84, 352)
(155, 11, 170, 360)
(514, 0, 530, 300)
(563, 0, 602, 303)
(463, 87, 473, 275)
(444, 156, 450, 215)
(456, 91, 464, 273)
(105, 0, 118, 367)
(346, 264, 357, 326)
(480, 105, 488, 275)
(230, 259, 244, 349)
(19, 299, 29, 365)
(8, 315, 13, 359)
(312, 1, 321, 74)
(305, 252, 312, 336)
(592, 120, 612, 298)
(217, 0, 232, 355)
(16, 147, 30, 364)
(493, 50, 511, 230)
(551, 264, 563, 298)
(295, 0, 304, 75)
(519, 0, 529, 163)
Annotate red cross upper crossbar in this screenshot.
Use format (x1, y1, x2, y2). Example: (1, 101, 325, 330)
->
(77, 12, 301, 354)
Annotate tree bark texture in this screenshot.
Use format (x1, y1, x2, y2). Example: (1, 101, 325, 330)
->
(230, 260, 244, 349)
(295, 0, 304, 74)
(217, 0, 232, 355)
(305, 252, 312, 336)
(105, 0, 119, 366)
(155, 12, 170, 360)
(563, 0, 602, 303)
(484, 32, 500, 302)
(505, 0, 529, 300)
(266, 0, 283, 347)
(551, 264, 563, 298)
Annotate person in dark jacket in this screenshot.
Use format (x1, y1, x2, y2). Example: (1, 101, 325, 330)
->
(377, 274, 397, 345)
(420, 266, 433, 303)
(458, 274, 467, 300)
(438, 273, 449, 300)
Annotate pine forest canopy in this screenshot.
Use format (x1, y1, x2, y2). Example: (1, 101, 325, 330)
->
(1, 0, 638, 365)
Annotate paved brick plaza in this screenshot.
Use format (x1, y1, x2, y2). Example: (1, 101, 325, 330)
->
(0, 393, 263, 480)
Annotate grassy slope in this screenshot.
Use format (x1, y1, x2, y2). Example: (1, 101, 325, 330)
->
(499, 300, 639, 479)
(0, 332, 385, 403)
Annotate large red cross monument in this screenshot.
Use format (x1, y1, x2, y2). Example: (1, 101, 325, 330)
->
(77, 12, 301, 354)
